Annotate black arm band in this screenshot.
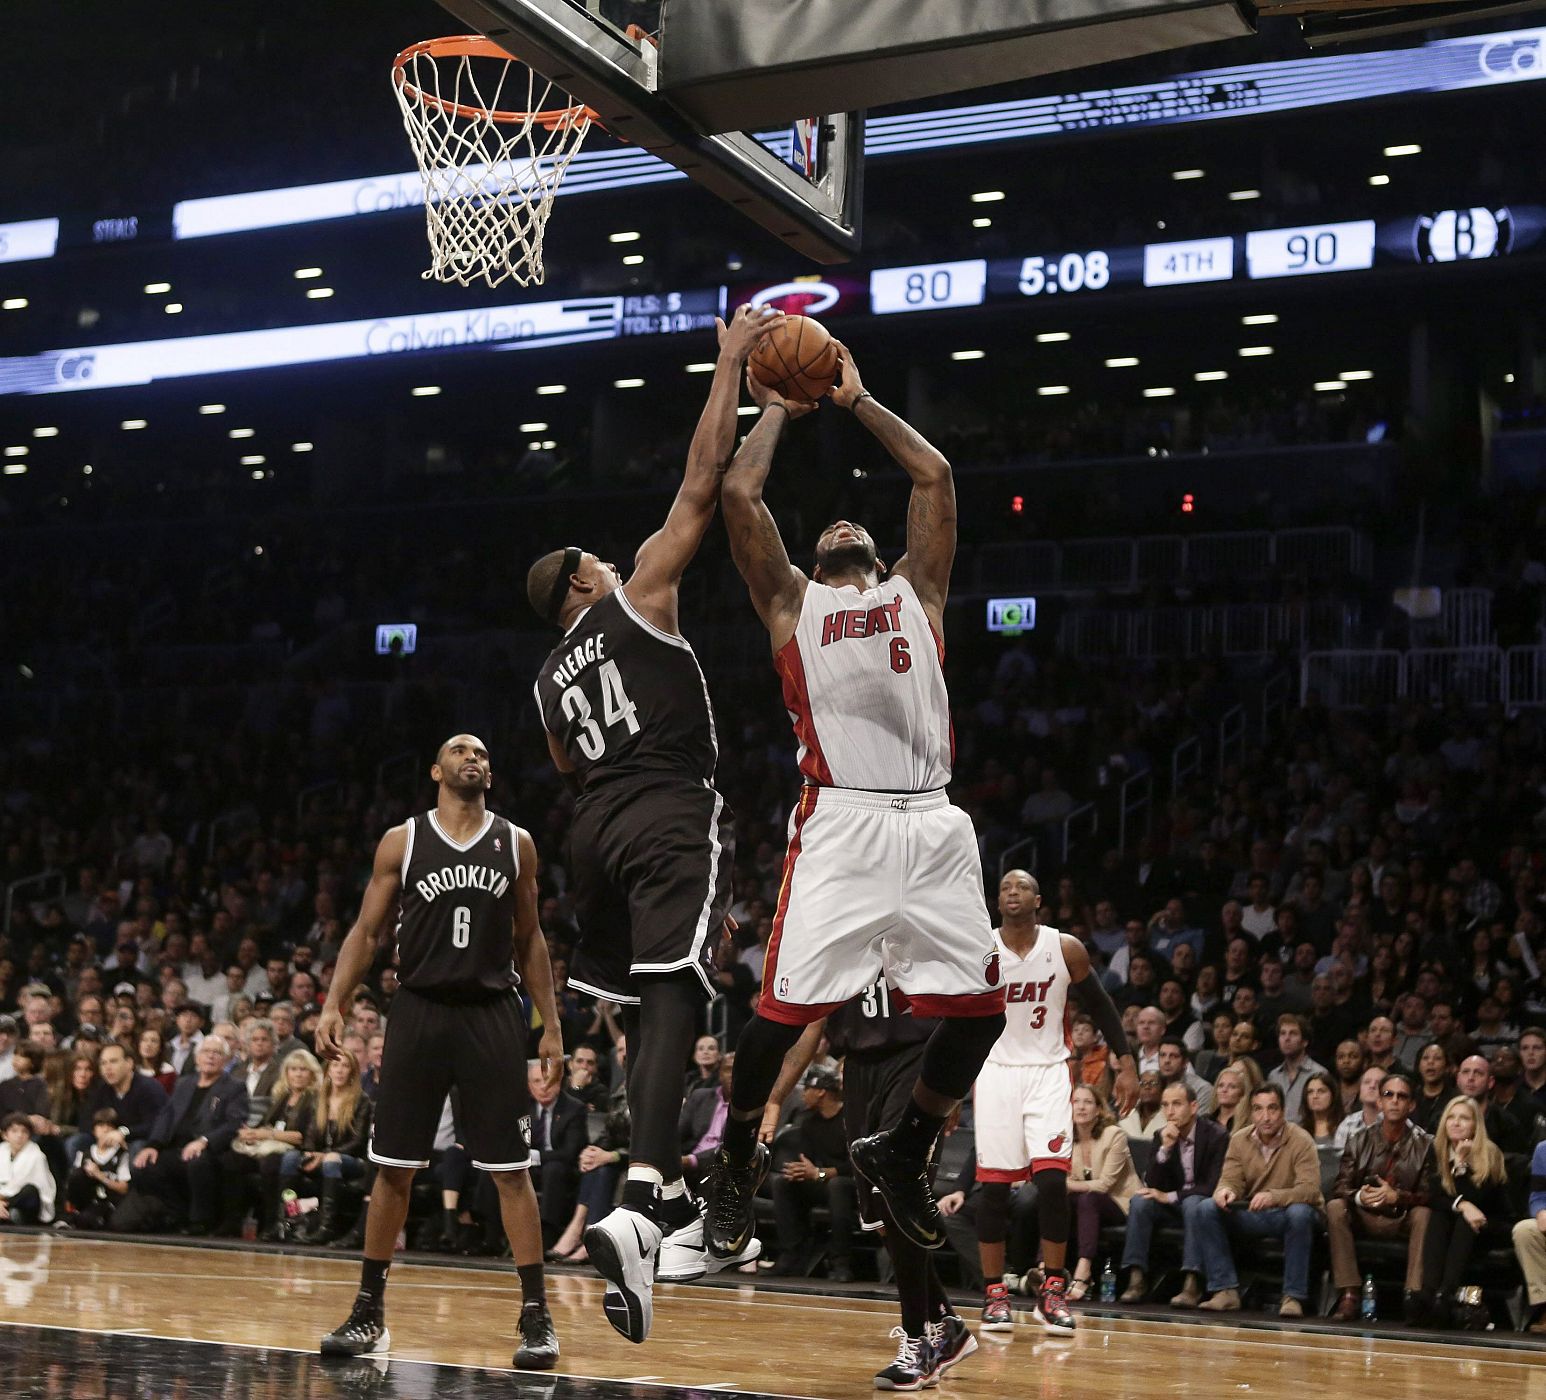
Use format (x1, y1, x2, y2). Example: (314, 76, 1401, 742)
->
(1071, 973, 1131, 1063)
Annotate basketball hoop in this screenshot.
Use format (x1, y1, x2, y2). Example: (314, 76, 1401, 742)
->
(391, 37, 602, 289)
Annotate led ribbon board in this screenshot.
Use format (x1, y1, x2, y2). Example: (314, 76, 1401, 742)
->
(2, 205, 1540, 398)
(160, 27, 1546, 241)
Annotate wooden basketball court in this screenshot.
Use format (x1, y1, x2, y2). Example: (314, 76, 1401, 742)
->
(0, 1234, 1541, 1398)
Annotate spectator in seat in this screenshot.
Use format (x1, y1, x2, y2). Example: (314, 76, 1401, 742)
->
(1268, 1015, 1327, 1121)
(1187, 1083, 1324, 1315)
(1065, 1084, 1139, 1300)
(1148, 900, 1204, 969)
(287, 1049, 372, 1246)
(1158, 1037, 1215, 1114)
(1392, 995, 1433, 1069)
(1363, 1017, 1408, 1077)
(1426, 1000, 1471, 1067)
(1240, 875, 1277, 942)
(1333, 1040, 1368, 1117)
(1411, 1042, 1457, 1134)
(1335, 1065, 1386, 1150)
(1326, 1072, 1433, 1321)
(1299, 1073, 1343, 1146)
(551, 1037, 632, 1263)
(1206, 1066, 1251, 1136)
(239, 1019, 282, 1107)
(1255, 958, 1302, 1024)
(1133, 1008, 1166, 1074)
(0, 1014, 17, 1083)
(0, 1113, 54, 1225)
(1191, 1007, 1234, 1080)
(768, 1066, 857, 1282)
(360, 1032, 385, 1101)
(1117, 1082, 1229, 1302)
(1513, 1136, 1546, 1334)
(222, 1048, 318, 1240)
(136, 1027, 176, 1093)
(63, 1108, 133, 1229)
(1454, 1053, 1532, 1156)
(1118, 1072, 1164, 1141)
(684, 1035, 724, 1097)
(565, 1044, 609, 1112)
(1308, 978, 1353, 1067)
(130, 1035, 247, 1236)
(167, 1002, 206, 1075)
(1419, 1096, 1511, 1326)
(1069, 1014, 1113, 1099)
(526, 1060, 588, 1250)
(75, 1042, 165, 1164)
(1518, 1027, 1546, 1110)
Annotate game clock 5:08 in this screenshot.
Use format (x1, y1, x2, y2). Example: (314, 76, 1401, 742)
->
(1017, 250, 1111, 296)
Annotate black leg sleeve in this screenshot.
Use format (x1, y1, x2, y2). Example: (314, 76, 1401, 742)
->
(626, 972, 706, 1179)
(1032, 1167, 1069, 1245)
(918, 1012, 1008, 1103)
(728, 1013, 805, 1116)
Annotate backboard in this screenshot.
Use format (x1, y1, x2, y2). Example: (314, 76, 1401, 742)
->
(430, 0, 863, 263)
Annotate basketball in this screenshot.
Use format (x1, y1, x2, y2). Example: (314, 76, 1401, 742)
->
(748, 314, 841, 404)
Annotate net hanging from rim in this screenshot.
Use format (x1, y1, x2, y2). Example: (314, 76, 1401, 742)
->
(392, 37, 601, 289)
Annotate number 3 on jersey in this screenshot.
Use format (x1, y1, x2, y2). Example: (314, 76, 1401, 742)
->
(560, 659, 640, 760)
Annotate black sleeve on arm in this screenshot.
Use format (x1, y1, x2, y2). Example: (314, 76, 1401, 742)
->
(560, 770, 582, 797)
(1070, 973, 1131, 1063)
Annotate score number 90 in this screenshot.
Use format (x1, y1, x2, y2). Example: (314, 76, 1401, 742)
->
(1019, 250, 1110, 296)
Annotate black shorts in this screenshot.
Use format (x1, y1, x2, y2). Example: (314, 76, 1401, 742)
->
(842, 1044, 926, 1229)
(567, 778, 735, 1005)
(369, 987, 534, 1172)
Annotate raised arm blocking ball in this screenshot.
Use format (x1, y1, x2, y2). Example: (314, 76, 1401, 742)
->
(747, 314, 840, 404)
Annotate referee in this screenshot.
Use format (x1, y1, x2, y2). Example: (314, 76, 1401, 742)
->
(315, 735, 565, 1370)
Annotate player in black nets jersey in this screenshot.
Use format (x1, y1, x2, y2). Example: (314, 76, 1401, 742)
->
(526, 303, 781, 1344)
(763, 980, 978, 1391)
(315, 735, 564, 1369)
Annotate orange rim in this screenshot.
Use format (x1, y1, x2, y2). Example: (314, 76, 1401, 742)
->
(392, 36, 603, 132)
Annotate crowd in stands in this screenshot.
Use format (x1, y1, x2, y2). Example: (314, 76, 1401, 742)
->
(2, 599, 1545, 1334)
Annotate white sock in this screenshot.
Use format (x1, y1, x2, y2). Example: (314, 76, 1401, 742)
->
(660, 1178, 687, 1200)
(627, 1164, 664, 1188)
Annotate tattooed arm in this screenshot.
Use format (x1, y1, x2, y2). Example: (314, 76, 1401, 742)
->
(721, 371, 813, 650)
(829, 341, 956, 635)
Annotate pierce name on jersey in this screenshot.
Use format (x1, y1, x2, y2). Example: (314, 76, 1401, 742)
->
(534, 590, 718, 791)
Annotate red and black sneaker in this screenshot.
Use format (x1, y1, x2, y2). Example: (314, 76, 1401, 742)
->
(980, 1281, 1014, 1333)
(1036, 1270, 1077, 1336)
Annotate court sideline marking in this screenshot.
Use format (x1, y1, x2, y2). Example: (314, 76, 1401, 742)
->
(0, 1317, 833, 1400)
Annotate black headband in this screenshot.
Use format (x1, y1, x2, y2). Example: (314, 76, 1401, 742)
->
(546, 546, 582, 624)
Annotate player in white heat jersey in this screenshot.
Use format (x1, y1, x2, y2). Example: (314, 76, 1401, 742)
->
(704, 340, 1011, 1299)
(976, 870, 1137, 1337)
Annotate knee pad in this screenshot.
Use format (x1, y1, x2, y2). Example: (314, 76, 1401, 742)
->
(976, 1180, 1012, 1244)
(1032, 1168, 1069, 1244)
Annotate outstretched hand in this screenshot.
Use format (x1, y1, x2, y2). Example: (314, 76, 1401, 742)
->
(828, 339, 866, 410)
(717, 303, 785, 362)
(744, 365, 818, 419)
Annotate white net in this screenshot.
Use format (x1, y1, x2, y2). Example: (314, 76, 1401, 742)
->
(393, 43, 595, 289)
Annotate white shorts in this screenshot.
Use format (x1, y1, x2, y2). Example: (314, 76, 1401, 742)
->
(758, 786, 1004, 1025)
(973, 1060, 1074, 1182)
